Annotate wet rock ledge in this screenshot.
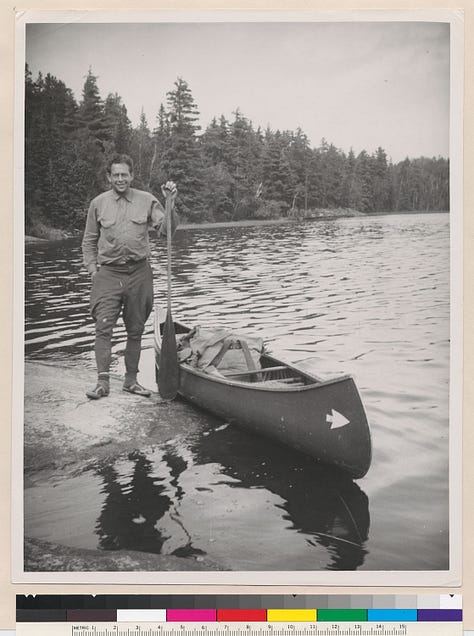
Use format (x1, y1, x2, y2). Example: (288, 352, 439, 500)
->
(25, 537, 223, 572)
(24, 360, 226, 571)
(24, 360, 199, 477)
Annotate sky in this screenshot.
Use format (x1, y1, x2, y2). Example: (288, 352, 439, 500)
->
(25, 18, 450, 163)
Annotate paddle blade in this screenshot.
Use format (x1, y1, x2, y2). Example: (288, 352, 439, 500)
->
(157, 311, 179, 400)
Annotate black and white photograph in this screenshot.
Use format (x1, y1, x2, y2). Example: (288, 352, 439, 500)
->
(14, 10, 462, 584)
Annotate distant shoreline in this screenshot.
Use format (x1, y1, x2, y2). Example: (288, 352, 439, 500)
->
(24, 218, 290, 243)
(24, 209, 448, 243)
(179, 217, 297, 230)
(178, 209, 448, 231)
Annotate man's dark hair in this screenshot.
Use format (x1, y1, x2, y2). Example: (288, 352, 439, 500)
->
(107, 154, 134, 174)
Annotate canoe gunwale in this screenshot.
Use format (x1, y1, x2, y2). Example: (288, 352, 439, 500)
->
(154, 320, 353, 392)
(178, 360, 354, 392)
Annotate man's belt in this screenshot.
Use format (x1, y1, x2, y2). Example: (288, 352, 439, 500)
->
(102, 257, 147, 267)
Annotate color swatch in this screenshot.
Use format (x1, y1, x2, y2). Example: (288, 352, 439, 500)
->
(16, 595, 462, 624)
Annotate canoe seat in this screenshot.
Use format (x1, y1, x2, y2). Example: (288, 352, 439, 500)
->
(223, 365, 288, 378)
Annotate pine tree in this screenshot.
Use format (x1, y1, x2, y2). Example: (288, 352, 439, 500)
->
(352, 150, 375, 212)
(77, 68, 108, 146)
(393, 158, 412, 211)
(226, 110, 263, 219)
(25, 68, 86, 230)
(260, 129, 294, 214)
(25, 64, 451, 234)
(163, 78, 203, 219)
(76, 69, 109, 199)
(341, 148, 356, 209)
(306, 148, 326, 210)
(129, 109, 154, 189)
(103, 93, 132, 155)
(287, 129, 312, 214)
(372, 147, 391, 212)
(200, 116, 230, 167)
(148, 103, 170, 192)
(200, 117, 234, 220)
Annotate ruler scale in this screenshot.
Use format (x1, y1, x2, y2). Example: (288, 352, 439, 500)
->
(15, 623, 463, 636)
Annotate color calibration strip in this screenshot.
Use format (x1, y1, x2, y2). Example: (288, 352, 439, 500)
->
(16, 595, 462, 623)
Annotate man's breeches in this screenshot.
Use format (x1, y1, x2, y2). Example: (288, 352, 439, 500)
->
(90, 260, 154, 378)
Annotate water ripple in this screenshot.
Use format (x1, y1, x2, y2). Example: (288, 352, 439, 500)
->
(25, 214, 450, 560)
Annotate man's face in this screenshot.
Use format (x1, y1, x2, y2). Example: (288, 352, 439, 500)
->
(107, 163, 133, 195)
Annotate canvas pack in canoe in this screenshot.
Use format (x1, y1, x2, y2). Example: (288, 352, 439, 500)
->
(154, 319, 372, 479)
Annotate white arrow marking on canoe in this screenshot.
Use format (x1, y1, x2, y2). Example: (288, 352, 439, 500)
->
(326, 409, 350, 429)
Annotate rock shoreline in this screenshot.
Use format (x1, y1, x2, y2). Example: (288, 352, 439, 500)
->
(25, 537, 225, 572)
(23, 360, 225, 572)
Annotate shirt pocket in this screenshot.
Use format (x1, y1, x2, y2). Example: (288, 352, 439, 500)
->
(129, 210, 149, 242)
(130, 211, 148, 225)
(98, 208, 117, 228)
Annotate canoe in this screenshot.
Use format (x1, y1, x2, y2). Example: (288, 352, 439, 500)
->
(154, 318, 372, 479)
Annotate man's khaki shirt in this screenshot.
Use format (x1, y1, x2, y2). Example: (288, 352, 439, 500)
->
(82, 188, 166, 274)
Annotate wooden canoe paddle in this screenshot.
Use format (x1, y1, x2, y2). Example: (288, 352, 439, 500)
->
(157, 186, 179, 400)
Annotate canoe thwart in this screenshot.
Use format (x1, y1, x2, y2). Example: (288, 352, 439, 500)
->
(223, 365, 290, 377)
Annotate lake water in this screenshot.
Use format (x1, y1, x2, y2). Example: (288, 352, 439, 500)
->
(24, 213, 451, 571)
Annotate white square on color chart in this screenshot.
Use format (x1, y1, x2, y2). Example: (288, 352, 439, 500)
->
(12, 8, 463, 586)
(440, 595, 463, 608)
(117, 610, 167, 622)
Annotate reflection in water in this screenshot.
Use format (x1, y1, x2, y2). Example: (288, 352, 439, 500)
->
(95, 449, 205, 557)
(193, 424, 369, 570)
(96, 452, 171, 553)
(91, 422, 369, 569)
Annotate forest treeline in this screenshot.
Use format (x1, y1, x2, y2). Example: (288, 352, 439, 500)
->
(25, 67, 450, 233)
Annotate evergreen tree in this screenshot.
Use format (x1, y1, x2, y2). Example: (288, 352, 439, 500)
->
(393, 158, 413, 210)
(200, 117, 234, 220)
(306, 148, 326, 209)
(103, 93, 132, 154)
(77, 68, 108, 146)
(129, 109, 154, 189)
(287, 129, 312, 213)
(200, 116, 230, 166)
(372, 147, 391, 211)
(260, 129, 294, 214)
(226, 110, 263, 219)
(341, 148, 357, 209)
(24, 66, 451, 235)
(321, 142, 346, 208)
(201, 163, 235, 222)
(352, 150, 375, 212)
(75, 69, 110, 200)
(25, 67, 86, 229)
(162, 78, 203, 219)
(149, 103, 170, 193)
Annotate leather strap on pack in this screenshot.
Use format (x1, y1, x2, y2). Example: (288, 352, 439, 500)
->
(208, 337, 258, 381)
(238, 339, 258, 374)
(208, 337, 233, 369)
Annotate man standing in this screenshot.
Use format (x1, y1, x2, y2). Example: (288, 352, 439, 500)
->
(82, 154, 178, 399)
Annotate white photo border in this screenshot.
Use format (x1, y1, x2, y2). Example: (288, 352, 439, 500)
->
(12, 7, 463, 586)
